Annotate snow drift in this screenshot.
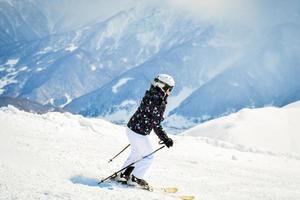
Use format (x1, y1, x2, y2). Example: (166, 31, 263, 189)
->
(185, 101, 300, 156)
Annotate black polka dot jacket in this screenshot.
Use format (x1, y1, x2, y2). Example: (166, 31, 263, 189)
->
(127, 85, 170, 141)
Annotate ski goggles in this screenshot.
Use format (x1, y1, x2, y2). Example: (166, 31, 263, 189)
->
(162, 84, 173, 94)
(154, 78, 174, 95)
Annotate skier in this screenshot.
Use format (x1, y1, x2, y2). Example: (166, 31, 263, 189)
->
(115, 74, 175, 188)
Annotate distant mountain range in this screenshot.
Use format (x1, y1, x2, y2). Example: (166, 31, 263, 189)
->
(0, 96, 62, 114)
(1, 0, 300, 130)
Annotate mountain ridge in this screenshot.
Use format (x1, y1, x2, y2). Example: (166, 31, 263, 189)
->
(1, 1, 300, 131)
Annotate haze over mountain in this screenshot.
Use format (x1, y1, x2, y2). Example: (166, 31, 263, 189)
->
(1, 0, 300, 130)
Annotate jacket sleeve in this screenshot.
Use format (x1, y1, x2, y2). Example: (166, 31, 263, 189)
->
(152, 118, 169, 142)
(144, 93, 169, 141)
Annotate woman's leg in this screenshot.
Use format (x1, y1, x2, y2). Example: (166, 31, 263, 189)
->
(122, 128, 154, 179)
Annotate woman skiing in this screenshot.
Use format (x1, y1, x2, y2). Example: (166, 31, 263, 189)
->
(115, 74, 175, 188)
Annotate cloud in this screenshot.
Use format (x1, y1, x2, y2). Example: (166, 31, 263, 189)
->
(165, 0, 300, 28)
(42, 0, 300, 40)
(167, 0, 258, 23)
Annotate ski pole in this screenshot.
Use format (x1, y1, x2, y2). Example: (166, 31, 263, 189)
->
(99, 145, 165, 184)
(108, 144, 130, 163)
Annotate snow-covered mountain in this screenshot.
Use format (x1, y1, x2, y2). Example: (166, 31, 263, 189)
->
(0, 0, 114, 40)
(1, 5, 210, 108)
(171, 23, 300, 126)
(64, 24, 240, 122)
(0, 0, 49, 46)
(1, 106, 300, 200)
(66, 20, 300, 129)
(1, 0, 300, 130)
(0, 96, 62, 114)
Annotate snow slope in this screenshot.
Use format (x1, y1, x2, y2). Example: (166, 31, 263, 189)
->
(1, 106, 300, 200)
(185, 102, 300, 156)
(284, 100, 300, 109)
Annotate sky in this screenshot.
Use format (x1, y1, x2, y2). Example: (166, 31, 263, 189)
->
(166, 0, 300, 28)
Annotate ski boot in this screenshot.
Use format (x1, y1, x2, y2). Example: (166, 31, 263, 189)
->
(127, 175, 151, 190)
(112, 166, 134, 183)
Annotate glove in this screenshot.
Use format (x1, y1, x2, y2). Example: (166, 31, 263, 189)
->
(163, 137, 173, 148)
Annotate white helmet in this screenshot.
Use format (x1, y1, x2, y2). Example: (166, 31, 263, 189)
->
(152, 74, 175, 95)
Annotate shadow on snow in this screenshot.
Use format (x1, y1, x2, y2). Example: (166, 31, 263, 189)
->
(69, 175, 115, 190)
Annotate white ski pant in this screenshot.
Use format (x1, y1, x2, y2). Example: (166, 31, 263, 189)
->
(122, 128, 153, 179)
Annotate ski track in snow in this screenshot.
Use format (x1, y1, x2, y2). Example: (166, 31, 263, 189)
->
(0, 106, 300, 200)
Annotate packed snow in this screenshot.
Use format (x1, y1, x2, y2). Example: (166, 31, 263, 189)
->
(0, 106, 300, 200)
(283, 101, 300, 109)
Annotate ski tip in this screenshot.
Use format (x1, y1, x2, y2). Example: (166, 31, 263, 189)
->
(161, 187, 178, 193)
(180, 195, 195, 200)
